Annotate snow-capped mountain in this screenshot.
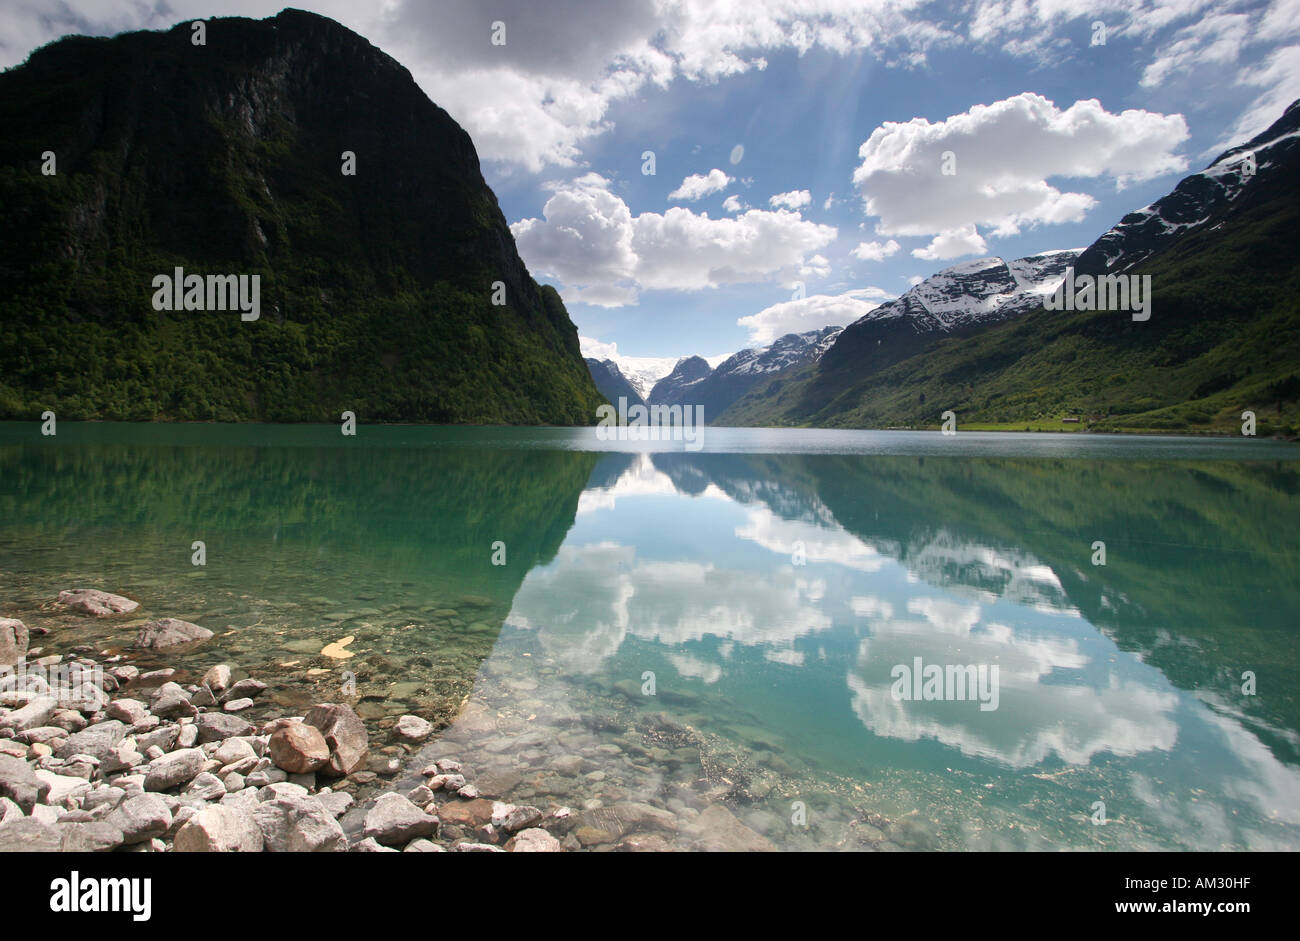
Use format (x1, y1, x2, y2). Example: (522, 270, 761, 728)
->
(648, 327, 846, 419)
(819, 250, 1078, 373)
(722, 98, 1300, 431)
(648, 355, 714, 406)
(585, 358, 647, 407)
(848, 251, 1078, 335)
(712, 325, 845, 378)
(616, 357, 681, 401)
(1075, 98, 1300, 277)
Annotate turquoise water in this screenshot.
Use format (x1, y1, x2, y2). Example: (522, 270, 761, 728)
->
(2, 423, 1298, 849)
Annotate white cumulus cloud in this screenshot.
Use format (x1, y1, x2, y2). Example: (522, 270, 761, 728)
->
(769, 189, 812, 210)
(512, 174, 836, 306)
(853, 93, 1190, 245)
(851, 239, 901, 261)
(669, 168, 733, 201)
(736, 287, 892, 345)
(911, 225, 989, 261)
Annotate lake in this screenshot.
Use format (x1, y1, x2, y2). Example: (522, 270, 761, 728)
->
(2, 422, 1298, 850)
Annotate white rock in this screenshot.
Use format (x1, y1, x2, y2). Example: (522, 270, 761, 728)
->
(395, 715, 433, 742)
(507, 828, 562, 852)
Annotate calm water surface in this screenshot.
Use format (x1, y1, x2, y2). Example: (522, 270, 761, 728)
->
(2, 423, 1297, 850)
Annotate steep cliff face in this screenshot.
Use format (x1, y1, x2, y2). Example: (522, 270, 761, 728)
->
(0, 9, 604, 423)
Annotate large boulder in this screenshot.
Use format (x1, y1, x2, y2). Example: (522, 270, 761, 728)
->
(106, 794, 172, 844)
(0, 754, 50, 812)
(196, 713, 254, 743)
(0, 619, 28, 666)
(0, 818, 62, 852)
(144, 748, 205, 791)
(268, 724, 330, 774)
(173, 805, 264, 852)
(254, 795, 347, 852)
(56, 719, 126, 760)
(57, 589, 139, 617)
(0, 696, 59, 733)
(135, 618, 213, 649)
(303, 703, 368, 777)
(363, 793, 438, 846)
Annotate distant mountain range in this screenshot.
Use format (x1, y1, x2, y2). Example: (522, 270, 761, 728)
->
(0, 10, 604, 424)
(584, 326, 846, 419)
(585, 357, 648, 408)
(620, 99, 1300, 437)
(587, 253, 1075, 423)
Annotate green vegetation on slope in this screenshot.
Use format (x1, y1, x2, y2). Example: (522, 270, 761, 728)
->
(0, 12, 604, 424)
(720, 190, 1300, 436)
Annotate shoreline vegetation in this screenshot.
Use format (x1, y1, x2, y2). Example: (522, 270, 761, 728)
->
(7, 417, 1296, 439)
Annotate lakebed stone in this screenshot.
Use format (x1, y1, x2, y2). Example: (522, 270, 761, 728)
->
(135, 618, 213, 650)
(506, 828, 562, 852)
(363, 793, 438, 846)
(107, 794, 172, 844)
(0, 618, 28, 666)
(57, 589, 139, 617)
(196, 713, 255, 743)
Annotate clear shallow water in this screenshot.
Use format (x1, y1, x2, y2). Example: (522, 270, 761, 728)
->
(2, 423, 1298, 850)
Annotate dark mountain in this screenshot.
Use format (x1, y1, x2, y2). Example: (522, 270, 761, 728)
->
(648, 355, 713, 407)
(585, 358, 645, 408)
(1075, 99, 1300, 277)
(722, 100, 1300, 436)
(0, 9, 604, 423)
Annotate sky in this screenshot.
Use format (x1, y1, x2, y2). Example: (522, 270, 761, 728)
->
(4, 0, 1298, 378)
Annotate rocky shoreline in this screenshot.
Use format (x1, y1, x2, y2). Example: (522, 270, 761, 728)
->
(0, 590, 584, 852)
(2, 588, 922, 853)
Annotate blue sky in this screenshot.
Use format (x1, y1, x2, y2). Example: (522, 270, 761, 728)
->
(4, 1, 1298, 373)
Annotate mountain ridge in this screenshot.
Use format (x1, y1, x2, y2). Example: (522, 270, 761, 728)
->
(0, 9, 604, 424)
(717, 99, 1300, 436)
